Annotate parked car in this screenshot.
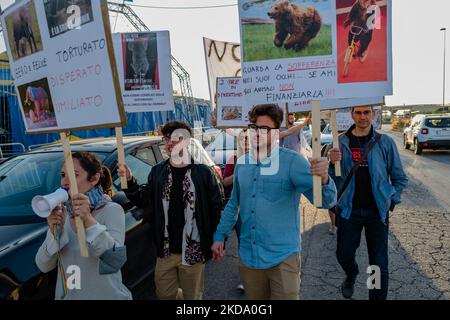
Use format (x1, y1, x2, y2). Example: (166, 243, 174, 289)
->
(403, 114, 450, 154)
(0, 135, 222, 300)
(321, 124, 333, 146)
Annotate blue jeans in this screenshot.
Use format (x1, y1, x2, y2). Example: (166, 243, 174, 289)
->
(336, 208, 389, 300)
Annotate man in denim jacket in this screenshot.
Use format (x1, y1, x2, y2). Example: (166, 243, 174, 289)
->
(329, 106, 408, 300)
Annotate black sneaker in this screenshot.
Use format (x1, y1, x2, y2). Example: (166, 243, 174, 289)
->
(341, 277, 356, 299)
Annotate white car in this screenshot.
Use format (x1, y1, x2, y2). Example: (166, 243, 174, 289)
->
(320, 124, 333, 145)
(403, 114, 450, 155)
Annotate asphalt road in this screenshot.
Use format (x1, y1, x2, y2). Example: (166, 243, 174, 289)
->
(381, 125, 450, 209)
(202, 127, 450, 300)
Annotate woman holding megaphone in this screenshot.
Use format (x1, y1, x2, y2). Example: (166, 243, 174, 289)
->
(35, 152, 132, 300)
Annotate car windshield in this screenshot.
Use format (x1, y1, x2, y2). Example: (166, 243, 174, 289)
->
(0, 152, 106, 219)
(425, 118, 450, 128)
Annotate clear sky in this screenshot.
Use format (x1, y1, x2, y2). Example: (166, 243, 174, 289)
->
(1, 0, 449, 107)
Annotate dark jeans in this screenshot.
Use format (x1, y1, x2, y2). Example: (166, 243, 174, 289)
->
(336, 208, 389, 300)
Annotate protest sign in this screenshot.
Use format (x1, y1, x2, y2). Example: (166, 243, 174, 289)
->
(238, 0, 392, 106)
(289, 96, 384, 112)
(203, 37, 241, 109)
(216, 77, 248, 128)
(113, 31, 175, 113)
(1, 0, 126, 133)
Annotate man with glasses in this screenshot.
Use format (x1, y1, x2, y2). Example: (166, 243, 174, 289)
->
(329, 106, 408, 300)
(211, 104, 337, 300)
(118, 121, 224, 300)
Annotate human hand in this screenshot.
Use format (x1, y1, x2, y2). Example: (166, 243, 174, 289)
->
(329, 148, 342, 164)
(211, 241, 225, 262)
(71, 193, 96, 229)
(309, 157, 330, 184)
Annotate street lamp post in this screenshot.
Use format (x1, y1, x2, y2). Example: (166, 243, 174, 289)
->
(440, 27, 447, 108)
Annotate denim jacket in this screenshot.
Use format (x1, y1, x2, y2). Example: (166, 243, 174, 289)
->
(329, 125, 408, 223)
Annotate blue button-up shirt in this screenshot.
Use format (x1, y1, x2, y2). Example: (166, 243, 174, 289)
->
(213, 146, 337, 269)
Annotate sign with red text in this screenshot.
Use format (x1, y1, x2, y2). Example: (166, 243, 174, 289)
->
(0, 0, 126, 133)
(289, 96, 384, 112)
(216, 77, 248, 128)
(238, 0, 392, 107)
(113, 31, 175, 113)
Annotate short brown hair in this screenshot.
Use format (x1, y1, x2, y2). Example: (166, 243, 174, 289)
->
(161, 121, 192, 137)
(351, 106, 374, 113)
(248, 104, 284, 129)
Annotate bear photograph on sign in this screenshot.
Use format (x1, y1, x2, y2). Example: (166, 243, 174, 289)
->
(4, 0, 43, 61)
(240, 0, 333, 62)
(123, 33, 159, 91)
(44, 0, 94, 38)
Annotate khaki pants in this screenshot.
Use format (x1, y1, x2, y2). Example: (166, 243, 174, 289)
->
(239, 253, 301, 300)
(154, 254, 205, 300)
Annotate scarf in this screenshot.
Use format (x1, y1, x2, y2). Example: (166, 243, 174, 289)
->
(161, 166, 202, 266)
(65, 186, 112, 231)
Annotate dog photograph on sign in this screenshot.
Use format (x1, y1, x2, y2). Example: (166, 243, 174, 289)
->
(240, 0, 332, 62)
(337, 0, 388, 83)
(4, 0, 43, 61)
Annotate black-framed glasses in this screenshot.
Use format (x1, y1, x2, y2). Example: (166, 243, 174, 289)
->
(352, 110, 372, 116)
(247, 124, 276, 132)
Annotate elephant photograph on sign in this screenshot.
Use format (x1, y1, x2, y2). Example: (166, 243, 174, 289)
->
(4, 0, 43, 61)
(18, 78, 58, 130)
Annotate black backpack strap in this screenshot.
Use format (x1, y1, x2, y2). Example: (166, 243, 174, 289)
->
(337, 133, 381, 201)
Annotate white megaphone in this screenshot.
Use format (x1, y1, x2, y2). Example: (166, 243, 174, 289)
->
(32, 188, 69, 218)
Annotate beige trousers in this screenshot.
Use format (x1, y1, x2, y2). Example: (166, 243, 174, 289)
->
(239, 253, 301, 300)
(154, 254, 205, 300)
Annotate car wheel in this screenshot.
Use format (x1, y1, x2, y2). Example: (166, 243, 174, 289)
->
(403, 135, 410, 150)
(414, 139, 423, 155)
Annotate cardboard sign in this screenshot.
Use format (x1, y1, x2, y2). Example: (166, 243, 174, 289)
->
(113, 31, 175, 113)
(0, 0, 126, 133)
(238, 0, 392, 106)
(203, 37, 242, 109)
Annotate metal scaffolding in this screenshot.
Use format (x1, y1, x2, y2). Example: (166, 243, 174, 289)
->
(107, 2, 198, 126)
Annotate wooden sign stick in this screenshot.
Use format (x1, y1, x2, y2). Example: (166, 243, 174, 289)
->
(330, 110, 342, 177)
(60, 132, 89, 258)
(311, 100, 322, 208)
(115, 127, 128, 190)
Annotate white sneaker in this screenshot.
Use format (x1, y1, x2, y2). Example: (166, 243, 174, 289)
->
(236, 283, 245, 291)
(328, 225, 337, 235)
